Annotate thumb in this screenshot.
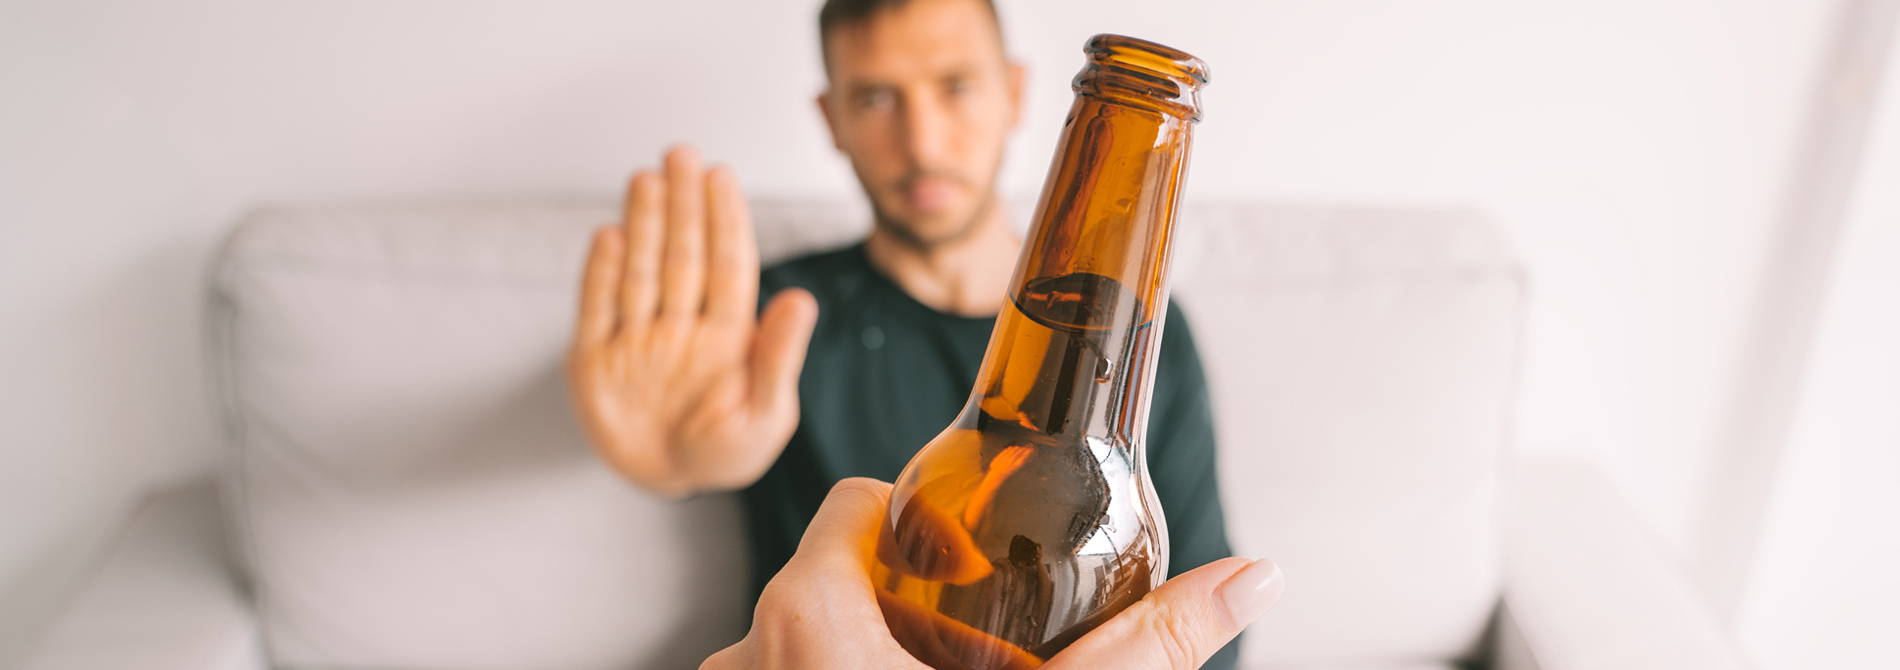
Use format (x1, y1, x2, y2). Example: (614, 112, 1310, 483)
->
(1045, 557, 1284, 670)
(786, 477, 892, 571)
(750, 287, 818, 413)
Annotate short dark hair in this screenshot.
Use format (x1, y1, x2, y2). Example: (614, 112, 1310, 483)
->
(818, 0, 1003, 70)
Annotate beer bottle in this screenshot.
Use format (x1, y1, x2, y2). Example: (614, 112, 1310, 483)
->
(873, 34, 1210, 670)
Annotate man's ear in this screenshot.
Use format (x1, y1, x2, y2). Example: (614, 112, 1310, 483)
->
(816, 91, 847, 152)
(1005, 61, 1026, 130)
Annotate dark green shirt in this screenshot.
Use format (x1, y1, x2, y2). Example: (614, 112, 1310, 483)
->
(745, 243, 1237, 667)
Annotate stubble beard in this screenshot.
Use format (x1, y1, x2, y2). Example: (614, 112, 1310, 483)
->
(864, 152, 1008, 254)
(872, 186, 997, 254)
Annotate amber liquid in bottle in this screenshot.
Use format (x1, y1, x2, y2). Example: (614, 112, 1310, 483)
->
(873, 34, 1210, 670)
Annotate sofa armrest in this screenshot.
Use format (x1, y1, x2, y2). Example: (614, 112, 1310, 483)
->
(1496, 459, 1749, 670)
(22, 480, 264, 670)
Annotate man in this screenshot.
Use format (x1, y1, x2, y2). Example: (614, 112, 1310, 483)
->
(567, 0, 1239, 666)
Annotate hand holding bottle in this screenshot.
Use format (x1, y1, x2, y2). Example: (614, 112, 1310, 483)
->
(568, 145, 819, 498)
(702, 478, 1284, 670)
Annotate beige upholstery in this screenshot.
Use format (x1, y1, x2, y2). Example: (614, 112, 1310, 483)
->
(22, 200, 1747, 670)
(1171, 206, 1519, 666)
(211, 204, 748, 669)
(20, 484, 260, 670)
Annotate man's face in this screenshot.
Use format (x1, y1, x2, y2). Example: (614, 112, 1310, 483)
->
(819, 0, 1023, 250)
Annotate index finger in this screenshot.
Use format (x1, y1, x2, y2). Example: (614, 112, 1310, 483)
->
(703, 165, 760, 322)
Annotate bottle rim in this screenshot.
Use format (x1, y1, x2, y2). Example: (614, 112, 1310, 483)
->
(1073, 34, 1210, 122)
(1084, 34, 1210, 86)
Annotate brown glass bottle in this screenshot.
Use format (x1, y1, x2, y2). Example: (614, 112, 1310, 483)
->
(873, 34, 1209, 670)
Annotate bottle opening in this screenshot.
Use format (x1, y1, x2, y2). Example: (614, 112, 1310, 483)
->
(1073, 34, 1210, 121)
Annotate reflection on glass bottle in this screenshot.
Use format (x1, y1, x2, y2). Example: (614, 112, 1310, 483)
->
(874, 33, 1210, 670)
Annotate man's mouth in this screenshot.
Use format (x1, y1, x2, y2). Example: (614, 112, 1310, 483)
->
(901, 176, 965, 214)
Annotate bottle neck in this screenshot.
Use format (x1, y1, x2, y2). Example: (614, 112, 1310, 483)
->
(960, 94, 1195, 444)
(1010, 96, 1194, 329)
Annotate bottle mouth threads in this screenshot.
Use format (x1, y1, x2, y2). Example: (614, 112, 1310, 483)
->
(1072, 34, 1210, 122)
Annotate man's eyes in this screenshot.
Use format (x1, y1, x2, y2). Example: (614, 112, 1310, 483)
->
(855, 88, 895, 110)
(850, 77, 976, 111)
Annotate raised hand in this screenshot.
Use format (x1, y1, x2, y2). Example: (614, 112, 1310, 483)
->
(568, 146, 819, 498)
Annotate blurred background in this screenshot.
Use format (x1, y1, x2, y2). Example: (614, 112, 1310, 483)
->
(1, 0, 1895, 668)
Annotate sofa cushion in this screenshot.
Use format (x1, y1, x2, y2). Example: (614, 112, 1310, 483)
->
(213, 203, 756, 670)
(1171, 206, 1520, 667)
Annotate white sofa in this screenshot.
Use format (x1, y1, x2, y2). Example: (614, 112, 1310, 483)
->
(22, 201, 1750, 670)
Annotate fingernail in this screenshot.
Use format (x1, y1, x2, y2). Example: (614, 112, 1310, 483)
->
(1217, 558, 1284, 630)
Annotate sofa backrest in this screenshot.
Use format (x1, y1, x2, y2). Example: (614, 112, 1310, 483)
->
(211, 200, 1520, 669)
(1171, 206, 1520, 666)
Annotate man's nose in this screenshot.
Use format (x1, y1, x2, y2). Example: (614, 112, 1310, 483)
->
(898, 93, 951, 167)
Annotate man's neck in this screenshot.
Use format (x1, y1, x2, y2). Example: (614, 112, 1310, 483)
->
(864, 201, 1020, 318)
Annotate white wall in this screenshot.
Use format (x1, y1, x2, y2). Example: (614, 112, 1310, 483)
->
(0, 0, 1843, 663)
(1737, 23, 1900, 667)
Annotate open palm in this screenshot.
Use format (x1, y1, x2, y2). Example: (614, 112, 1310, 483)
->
(568, 146, 818, 497)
